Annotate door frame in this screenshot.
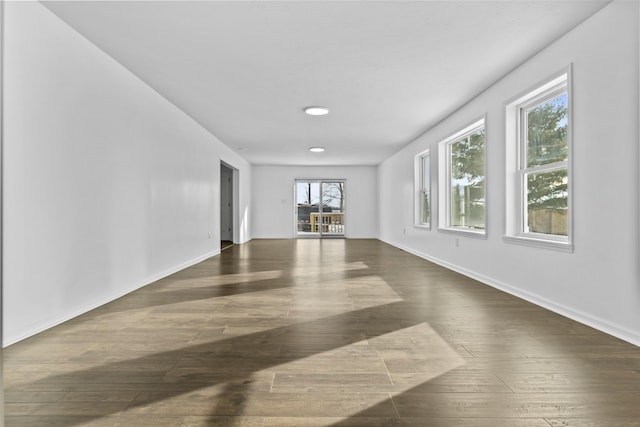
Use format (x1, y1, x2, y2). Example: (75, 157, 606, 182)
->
(220, 163, 233, 242)
(220, 161, 239, 245)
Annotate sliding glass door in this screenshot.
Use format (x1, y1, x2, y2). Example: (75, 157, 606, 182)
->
(296, 180, 345, 237)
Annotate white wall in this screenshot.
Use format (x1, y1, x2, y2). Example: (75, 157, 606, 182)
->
(252, 166, 378, 239)
(3, 1, 251, 345)
(0, 1, 5, 423)
(379, 1, 640, 345)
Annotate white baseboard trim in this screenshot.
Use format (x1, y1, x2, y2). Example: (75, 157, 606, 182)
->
(3, 249, 220, 347)
(143, 249, 220, 287)
(380, 238, 640, 348)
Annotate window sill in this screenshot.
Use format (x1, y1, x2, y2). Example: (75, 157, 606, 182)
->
(438, 227, 487, 239)
(503, 235, 573, 253)
(413, 224, 431, 231)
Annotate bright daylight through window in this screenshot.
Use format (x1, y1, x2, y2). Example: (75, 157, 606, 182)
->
(438, 118, 486, 236)
(414, 149, 431, 229)
(505, 70, 572, 251)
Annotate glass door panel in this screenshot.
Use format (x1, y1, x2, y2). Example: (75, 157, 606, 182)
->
(296, 181, 320, 236)
(320, 181, 345, 236)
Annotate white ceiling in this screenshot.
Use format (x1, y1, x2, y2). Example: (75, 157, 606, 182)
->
(43, 1, 610, 166)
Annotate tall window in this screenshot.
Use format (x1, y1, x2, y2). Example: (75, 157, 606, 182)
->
(414, 149, 431, 228)
(505, 70, 572, 251)
(438, 118, 486, 236)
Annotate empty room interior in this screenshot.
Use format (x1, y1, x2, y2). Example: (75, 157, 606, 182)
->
(2, 0, 640, 426)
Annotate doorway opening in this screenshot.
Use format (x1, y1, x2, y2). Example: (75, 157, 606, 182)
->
(295, 180, 345, 238)
(220, 163, 234, 249)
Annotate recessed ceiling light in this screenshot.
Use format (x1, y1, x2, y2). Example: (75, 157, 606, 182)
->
(309, 147, 325, 153)
(304, 106, 329, 116)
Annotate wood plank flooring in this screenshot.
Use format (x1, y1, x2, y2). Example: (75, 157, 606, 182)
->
(4, 239, 640, 426)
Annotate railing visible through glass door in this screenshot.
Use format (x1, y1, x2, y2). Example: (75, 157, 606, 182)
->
(295, 180, 345, 237)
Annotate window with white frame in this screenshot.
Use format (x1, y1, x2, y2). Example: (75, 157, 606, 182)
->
(504, 69, 572, 251)
(438, 118, 486, 235)
(414, 149, 431, 228)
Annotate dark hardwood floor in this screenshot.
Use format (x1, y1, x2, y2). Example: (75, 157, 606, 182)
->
(4, 239, 640, 426)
